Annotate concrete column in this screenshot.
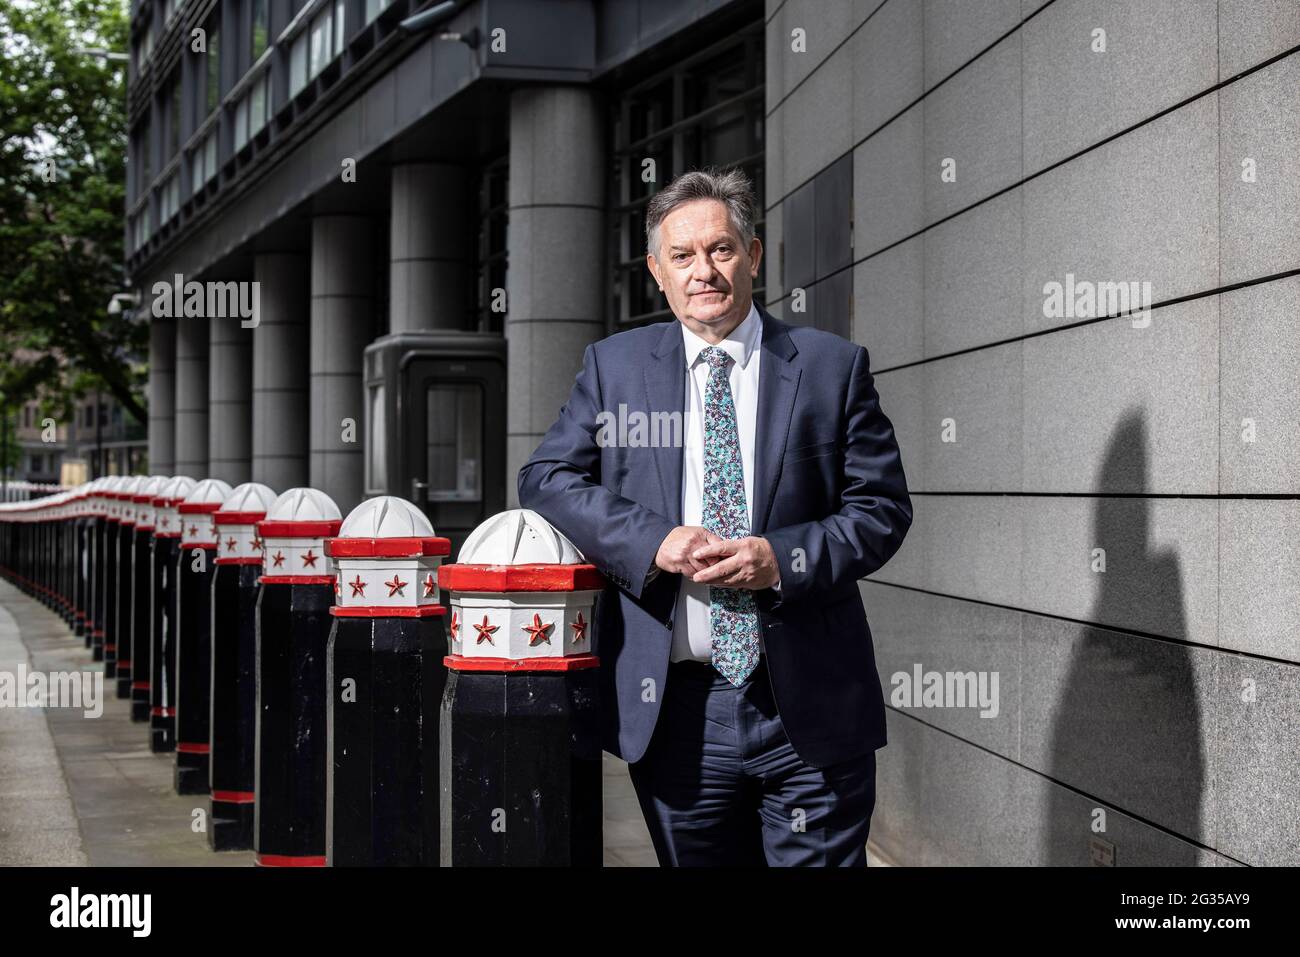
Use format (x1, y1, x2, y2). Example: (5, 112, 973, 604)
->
(505, 86, 606, 507)
(208, 308, 253, 485)
(174, 318, 209, 476)
(252, 253, 309, 490)
(148, 316, 176, 475)
(389, 163, 473, 332)
(310, 215, 373, 513)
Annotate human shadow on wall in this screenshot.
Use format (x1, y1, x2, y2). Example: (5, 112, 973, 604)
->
(1042, 410, 1203, 865)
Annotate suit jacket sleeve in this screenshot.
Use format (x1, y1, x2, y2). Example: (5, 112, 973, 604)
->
(517, 343, 678, 601)
(759, 344, 911, 607)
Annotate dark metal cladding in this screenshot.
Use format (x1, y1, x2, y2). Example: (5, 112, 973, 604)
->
(128, 526, 151, 720)
(209, 562, 261, 850)
(326, 615, 444, 866)
(254, 581, 333, 866)
(175, 545, 216, 794)
(149, 536, 180, 752)
(441, 668, 602, 867)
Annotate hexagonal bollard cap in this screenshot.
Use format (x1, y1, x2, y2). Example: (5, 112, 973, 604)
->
(437, 509, 603, 670)
(213, 482, 277, 565)
(258, 488, 342, 585)
(153, 475, 197, 538)
(325, 496, 450, 618)
(116, 475, 147, 527)
(179, 479, 234, 549)
(132, 475, 171, 532)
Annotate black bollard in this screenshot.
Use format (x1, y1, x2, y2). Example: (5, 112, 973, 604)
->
(208, 482, 277, 851)
(112, 475, 144, 685)
(174, 479, 232, 795)
(149, 476, 196, 753)
(324, 496, 450, 867)
(437, 509, 604, 867)
(128, 476, 167, 719)
(100, 476, 128, 668)
(253, 487, 342, 867)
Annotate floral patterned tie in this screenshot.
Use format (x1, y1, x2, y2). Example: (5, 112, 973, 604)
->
(699, 346, 761, 685)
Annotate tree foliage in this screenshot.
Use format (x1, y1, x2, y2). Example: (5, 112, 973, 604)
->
(0, 0, 145, 424)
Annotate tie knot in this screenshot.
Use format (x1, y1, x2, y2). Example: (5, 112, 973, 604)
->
(700, 346, 731, 371)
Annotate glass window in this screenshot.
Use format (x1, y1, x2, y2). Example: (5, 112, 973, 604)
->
(366, 0, 391, 25)
(204, 129, 217, 181)
(289, 34, 308, 96)
(425, 384, 482, 501)
(251, 0, 269, 61)
(167, 72, 181, 158)
(309, 9, 331, 77)
(206, 24, 221, 114)
(233, 96, 249, 150)
(249, 74, 266, 134)
(334, 0, 346, 56)
(366, 384, 386, 491)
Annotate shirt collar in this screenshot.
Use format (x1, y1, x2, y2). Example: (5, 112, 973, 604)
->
(680, 300, 760, 371)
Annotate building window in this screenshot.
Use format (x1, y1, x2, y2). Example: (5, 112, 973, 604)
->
(233, 70, 271, 151)
(291, 2, 344, 98)
(425, 384, 483, 502)
(475, 155, 508, 334)
(251, 0, 269, 61)
(206, 21, 221, 114)
(607, 23, 765, 328)
(166, 70, 182, 159)
(365, 0, 391, 25)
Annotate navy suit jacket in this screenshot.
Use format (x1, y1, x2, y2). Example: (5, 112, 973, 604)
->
(517, 302, 912, 768)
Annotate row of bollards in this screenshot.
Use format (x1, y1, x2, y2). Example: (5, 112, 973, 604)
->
(0, 477, 605, 866)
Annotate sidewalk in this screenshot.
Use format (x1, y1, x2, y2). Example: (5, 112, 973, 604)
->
(0, 578, 886, 867)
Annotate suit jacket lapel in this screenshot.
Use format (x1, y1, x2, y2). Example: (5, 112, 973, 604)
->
(645, 320, 686, 525)
(751, 302, 800, 535)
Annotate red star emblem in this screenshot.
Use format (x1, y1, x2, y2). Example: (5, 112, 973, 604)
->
(349, 575, 366, 597)
(571, 611, 587, 643)
(226, 537, 237, 552)
(523, 613, 553, 646)
(449, 611, 459, 640)
(423, 573, 435, 597)
(188, 524, 198, 537)
(272, 550, 285, 567)
(333, 578, 340, 597)
(250, 535, 262, 551)
(473, 615, 498, 644)
(301, 548, 318, 568)
(385, 575, 408, 597)
(161, 516, 170, 527)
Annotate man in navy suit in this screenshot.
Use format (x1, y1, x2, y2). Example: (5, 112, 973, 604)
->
(517, 166, 911, 866)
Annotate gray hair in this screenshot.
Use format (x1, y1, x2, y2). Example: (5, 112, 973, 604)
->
(644, 166, 758, 259)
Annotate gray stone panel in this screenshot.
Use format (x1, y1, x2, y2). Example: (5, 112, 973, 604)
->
(768, 0, 861, 104)
(506, 206, 607, 320)
(1022, 297, 1219, 495)
(850, 0, 923, 140)
(922, 0, 1021, 91)
(208, 314, 252, 486)
(871, 363, 926, 493)
(1220, 275, 1300, 495)
(853, 103, 923, 258)
(1219, 53, 1300, 285)
(148, 317, 176, 475)
(922, 343, 1024, 492)
(853, 237, 924, 369)
(780, 47, 853, 190)
(923, 31, 1021, 224)
(923, 188, 1023, 355)
(1219, 0, 1300, 79)
(1022, 0, 1217, 176)
(1021, 94, 1218, 334)
(1218, 500, 1300, 663)
(1213, 653, 1300, 865)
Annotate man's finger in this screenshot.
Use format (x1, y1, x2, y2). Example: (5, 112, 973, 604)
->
(692, 554, 744, 583)
(691, 539, 738, 561)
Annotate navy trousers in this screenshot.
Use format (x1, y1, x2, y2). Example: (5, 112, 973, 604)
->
(628, 655, 877, 866)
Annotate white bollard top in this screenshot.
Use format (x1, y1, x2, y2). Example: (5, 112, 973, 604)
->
(326, 496, 450, 618)
(154, 476, 197, 538)
(117, 475, 147, 528)
(213, 482, 276, 564)
(179, 479, 234, 549)
(259, 488, 343, 585)
(133, 475, 170, 531)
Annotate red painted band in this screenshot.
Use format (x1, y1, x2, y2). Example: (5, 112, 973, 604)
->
(118, 659, 131, 668)
(256, 854, 328, 867)
(212, 790, 255, 804)
(150, 706, 176, 717)
(259, 575, 335, 585)
(257, 520, 342, 537)
(176, 742, 210, 754)
(92, 629, 104, 638)
(154, 531, 181, 539)
(135, 524, 155, 531)
(131, 494, 154, 503)
(131, 680, 149, 689)
(214, 557, 264, 566)
(438, 563, 604, 592)
(181, 541, 218, 550)
(445, 653, 601, 672)
(104, 644, 116, 652)
(330, 605, 448, 618)
(178, 502, 223, 514)
(213, 511, 267, 525)
(325, 537, 451, 559)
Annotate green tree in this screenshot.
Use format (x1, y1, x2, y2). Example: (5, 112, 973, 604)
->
(0, 0, 144, 427)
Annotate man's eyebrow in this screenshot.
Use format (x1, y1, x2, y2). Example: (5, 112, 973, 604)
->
(668, 237, 736, 251)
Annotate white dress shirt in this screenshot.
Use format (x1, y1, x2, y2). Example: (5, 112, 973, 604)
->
(669, 301, 772, 663)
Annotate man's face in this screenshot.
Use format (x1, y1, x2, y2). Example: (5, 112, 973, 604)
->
(647, 198, 763, 336)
